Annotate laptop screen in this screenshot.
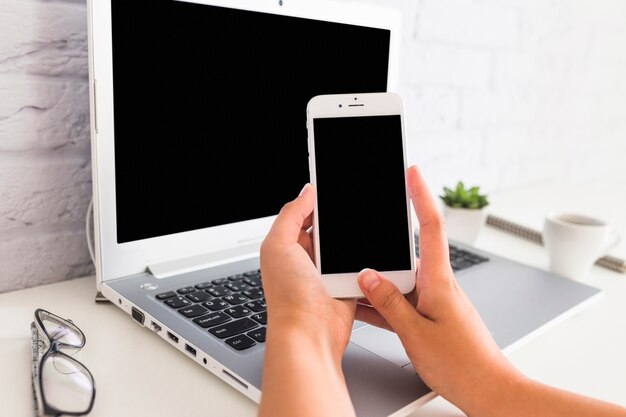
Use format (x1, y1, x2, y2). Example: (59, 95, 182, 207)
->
(111, 0, 390, 243)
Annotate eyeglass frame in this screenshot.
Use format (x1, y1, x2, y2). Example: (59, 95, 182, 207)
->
(31, 308, 96, 417)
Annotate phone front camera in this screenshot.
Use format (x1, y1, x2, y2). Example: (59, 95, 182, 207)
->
(338, 104, 343, 108)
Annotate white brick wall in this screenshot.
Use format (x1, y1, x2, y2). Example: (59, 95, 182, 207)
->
(418, 0, 520, 48)
(387, 0, 626, 196)
(1, 0, 626, 293)
(0, 0, 92, 293)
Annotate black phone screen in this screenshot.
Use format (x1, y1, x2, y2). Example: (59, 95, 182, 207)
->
(312, 115, 412, 274)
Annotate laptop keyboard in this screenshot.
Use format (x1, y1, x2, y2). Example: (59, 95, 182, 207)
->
(415, 236, 490, 272)
(155, 242, 487, 352)
(156, 270, 266, 352)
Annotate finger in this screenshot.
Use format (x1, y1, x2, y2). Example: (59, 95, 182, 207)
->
(302, 212, 313, 231)
(407, 166, 451, 275)
(297, 229, 314, 260)
(406, 287, 418, 307)
(266, 184, 315, 244)
(412, 257, 421, 299)
(357, 269, 423, 339)
(355, 304, 393, 332)
(360, 279, 419, 307)
(356, 298, 372, 306)
(340, 297, 357, 313)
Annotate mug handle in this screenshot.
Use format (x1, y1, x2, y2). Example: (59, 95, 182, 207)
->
(602, 229, 621, 255)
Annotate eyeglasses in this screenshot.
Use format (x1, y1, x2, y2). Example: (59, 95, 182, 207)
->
(30, 309, 96, 417)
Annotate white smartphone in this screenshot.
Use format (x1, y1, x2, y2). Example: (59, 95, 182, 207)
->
(306, 92, 416, 298)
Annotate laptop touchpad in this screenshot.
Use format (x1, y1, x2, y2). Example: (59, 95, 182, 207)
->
(350, 325, 412, 367)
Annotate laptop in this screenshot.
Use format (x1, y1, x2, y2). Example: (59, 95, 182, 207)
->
(86, 0, 603, 416)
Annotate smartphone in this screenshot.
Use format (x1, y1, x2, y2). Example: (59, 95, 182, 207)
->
(306, 92, 416, 298)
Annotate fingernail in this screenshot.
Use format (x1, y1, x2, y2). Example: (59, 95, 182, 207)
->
(298, 183, 310, 197)
(359, 269, 380, 292)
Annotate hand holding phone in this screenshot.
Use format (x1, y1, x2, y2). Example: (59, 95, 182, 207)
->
(306, 92, 416, 298)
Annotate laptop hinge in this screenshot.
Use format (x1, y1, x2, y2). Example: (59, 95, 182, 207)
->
(147, 241, 261, 279)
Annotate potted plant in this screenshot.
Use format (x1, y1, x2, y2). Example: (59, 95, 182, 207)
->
(439, 181, 489, 244)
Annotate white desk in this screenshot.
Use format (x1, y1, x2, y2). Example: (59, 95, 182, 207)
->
(2, 179, 626, 417)
(415, 179, 626, 416)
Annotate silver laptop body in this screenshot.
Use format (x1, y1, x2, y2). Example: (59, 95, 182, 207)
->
(103, 238, 601, 417)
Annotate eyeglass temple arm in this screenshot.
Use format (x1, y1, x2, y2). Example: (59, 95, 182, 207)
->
(30, 323, 43, 416)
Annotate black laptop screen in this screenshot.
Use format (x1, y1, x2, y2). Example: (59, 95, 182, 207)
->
(111, 0, 390, 243)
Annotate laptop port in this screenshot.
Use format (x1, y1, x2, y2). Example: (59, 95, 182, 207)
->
(167, 331, 179, 343)
(131, 307, 145, 325)
(151, 321, 162, 333)
(185, 344, 197, 356)
(222, 369, 248, 390)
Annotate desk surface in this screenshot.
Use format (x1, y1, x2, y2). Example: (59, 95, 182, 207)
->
(2, 179, 626, 417)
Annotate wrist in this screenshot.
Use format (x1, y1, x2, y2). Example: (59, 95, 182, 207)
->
(266, 321, 345, 368)
(260, 322, 355, 417)
(268, 304, 349, 361)
(462, 363, 529, 417)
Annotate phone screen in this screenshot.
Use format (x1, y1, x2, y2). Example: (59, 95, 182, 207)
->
(312, 115, 412, 274)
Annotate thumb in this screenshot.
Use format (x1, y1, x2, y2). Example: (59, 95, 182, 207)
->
(266, 184, 315, 244)
(357, 269, 421, 338)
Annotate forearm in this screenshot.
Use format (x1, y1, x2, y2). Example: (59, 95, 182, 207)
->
(467, 372, 626, 417)
(512, 379, 626, 417)
(258, 328, 355, 417)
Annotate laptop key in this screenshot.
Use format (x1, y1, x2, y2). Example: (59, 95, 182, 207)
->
(247, 327, 266, 343)
(156, 291, 176, 300)
(177, 286, 196, 294)
(222, 294, 249, 305)
(242, 288, 264, 299)
(193, 312, 231, 328)
(243, 270, 260, 277)
(251, 311, 267, 325)
(207, 285, 231, 297)
(209, 318, 258, 339)
(451, 260, 473, 271)
(186, 291, 211, 303)
(243, 276, 262, 287)
(244, 300, 266, 312)
(178, 304, 208, 318)
(202, 299, 230, 311)
(211, 277, 229, 285)
(461, 257, 479, 265)
(225, 305, 252, 318)
(165, 296, 192, 309)
(468, 254, 488, 263)
(227, 274, 245, 281)
(225, 282, 249, 292)
(195, 282, 213, 290)
(225, 334, 256, 351)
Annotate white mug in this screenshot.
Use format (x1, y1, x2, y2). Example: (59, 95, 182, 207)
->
(543, 212, 620, 282)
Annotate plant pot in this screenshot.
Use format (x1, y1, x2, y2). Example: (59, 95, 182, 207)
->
(443, 206, 487, 245)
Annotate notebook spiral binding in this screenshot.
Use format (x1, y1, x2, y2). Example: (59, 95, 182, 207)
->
(485, 214, 626, 274)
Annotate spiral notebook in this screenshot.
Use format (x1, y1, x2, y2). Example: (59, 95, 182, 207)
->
(486, 214, 626, 274)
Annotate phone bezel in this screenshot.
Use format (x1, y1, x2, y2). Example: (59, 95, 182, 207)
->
(306, 92, 416, 298)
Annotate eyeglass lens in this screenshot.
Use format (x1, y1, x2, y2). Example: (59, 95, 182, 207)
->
(41, 352, 94, 413)
(40, 315, 83, 348)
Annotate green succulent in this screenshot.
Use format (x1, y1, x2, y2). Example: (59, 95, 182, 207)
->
(440, 181, 489, 209)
